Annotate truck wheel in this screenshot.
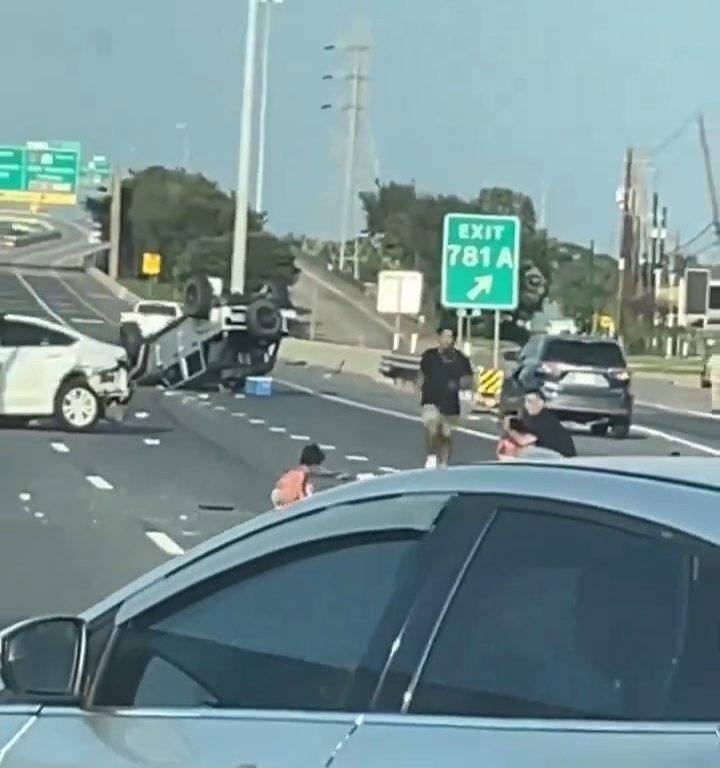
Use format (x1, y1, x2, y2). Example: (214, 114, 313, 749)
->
(247, 297, 282, 339)
(54, 378, 101, 432)
(119, 322, 143, 367)
(184, 273, 214, 319)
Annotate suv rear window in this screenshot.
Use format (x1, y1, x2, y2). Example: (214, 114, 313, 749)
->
(542, 339, 626, 368)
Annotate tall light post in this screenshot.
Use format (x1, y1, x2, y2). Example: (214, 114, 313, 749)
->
(255, 0, 282, 214)
(230, 0, 260, 295)
(175, 122, 190, 170)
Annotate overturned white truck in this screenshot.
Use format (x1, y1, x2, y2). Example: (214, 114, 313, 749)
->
(120, 273, 295, 390)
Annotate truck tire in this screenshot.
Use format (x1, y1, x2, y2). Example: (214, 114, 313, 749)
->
(246, 297, 282, 339)
(54, 377, 101, 432)
(119, 322, 143, 367)
(184, 273, 214, 319)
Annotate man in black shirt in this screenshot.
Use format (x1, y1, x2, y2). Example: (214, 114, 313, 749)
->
(521, 388, 577, 458)
(419, 325, 473, 467)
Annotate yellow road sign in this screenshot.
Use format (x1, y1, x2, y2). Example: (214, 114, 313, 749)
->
(141, 252, 162, 277)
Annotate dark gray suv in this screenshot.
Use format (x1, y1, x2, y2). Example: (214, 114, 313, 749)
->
(499, 334, 633, 438)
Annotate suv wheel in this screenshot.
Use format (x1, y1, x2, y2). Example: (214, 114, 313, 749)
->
(610, 419, 630, 439)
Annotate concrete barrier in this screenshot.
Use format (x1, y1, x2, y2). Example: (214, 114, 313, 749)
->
(87, 267, 141, 302)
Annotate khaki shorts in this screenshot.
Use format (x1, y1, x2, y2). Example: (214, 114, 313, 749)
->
(421, 404, 458, 438)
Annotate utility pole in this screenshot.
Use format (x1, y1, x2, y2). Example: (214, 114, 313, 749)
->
(323, 41, 370, 280)
(697, 113, 720, 242)
(615, 148, 634, 337)
(108, 168, 122, 279)
(230, 0, 260, 295)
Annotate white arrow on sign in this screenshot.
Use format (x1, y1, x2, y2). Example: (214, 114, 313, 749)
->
(467, 274, 493, 301)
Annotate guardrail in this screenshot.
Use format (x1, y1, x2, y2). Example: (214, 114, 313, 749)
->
(379, 351, 421, 384)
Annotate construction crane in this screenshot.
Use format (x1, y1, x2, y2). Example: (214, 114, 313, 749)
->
(697, 113, 720, 244)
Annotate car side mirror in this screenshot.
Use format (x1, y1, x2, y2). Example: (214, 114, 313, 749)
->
(503, 350, 519, 362)
(0, 616, 87, 700)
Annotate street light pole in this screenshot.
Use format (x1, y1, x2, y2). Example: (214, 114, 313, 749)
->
(176, 123, 190, 170)
(230, 0, 260, 295)
(255, 0, 281, 214)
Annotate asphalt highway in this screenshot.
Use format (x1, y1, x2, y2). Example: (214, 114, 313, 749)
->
(0, 264, 716, 627)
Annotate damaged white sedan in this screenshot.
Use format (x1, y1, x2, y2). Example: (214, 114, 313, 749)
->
(0, 313, 132, 431)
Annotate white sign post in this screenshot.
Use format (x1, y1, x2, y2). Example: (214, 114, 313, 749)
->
(376, 270, 424, 351)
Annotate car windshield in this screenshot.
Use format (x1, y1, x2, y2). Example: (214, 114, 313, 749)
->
(543, 340, 626, 368)
(137, 304, 177, 317)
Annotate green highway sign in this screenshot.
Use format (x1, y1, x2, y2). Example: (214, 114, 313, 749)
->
(441, 213, 521, 310)
(0, 147, 24, 192)
(82, 155, 112, 186)
(0, 142, 81, 205)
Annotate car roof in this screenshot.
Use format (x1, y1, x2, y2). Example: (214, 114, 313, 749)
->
(3, 313, 80, 338)
(82, 456, 720, 623)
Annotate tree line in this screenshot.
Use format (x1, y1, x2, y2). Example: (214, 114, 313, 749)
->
(86, 168, 619, 335)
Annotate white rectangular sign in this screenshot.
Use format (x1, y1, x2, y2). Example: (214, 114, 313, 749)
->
(376, 270, 423, 315)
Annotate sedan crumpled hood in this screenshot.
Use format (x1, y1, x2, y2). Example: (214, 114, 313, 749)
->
(75, 337, 128, 370)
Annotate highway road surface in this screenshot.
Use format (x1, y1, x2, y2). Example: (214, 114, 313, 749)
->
(0, 264, 716, 628)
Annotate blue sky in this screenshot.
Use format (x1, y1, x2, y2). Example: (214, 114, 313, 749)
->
(2, 0, 720, 257)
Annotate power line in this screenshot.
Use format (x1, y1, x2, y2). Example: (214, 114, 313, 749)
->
(648, 114, 694, 159)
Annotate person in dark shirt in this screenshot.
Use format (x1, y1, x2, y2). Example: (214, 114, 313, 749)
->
(521, 388, 577, 458)
(418, 325, 473, 467)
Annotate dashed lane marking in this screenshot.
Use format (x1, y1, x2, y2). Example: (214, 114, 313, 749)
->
(86, 475, 114, 490)
(632, 425, 720, 456)
(378, 466, 399, 473)
(249, 418, 265, 425)
(214, 405, 227, 411)
(319, 444, 336, 451)
(135, 411, 149, 419)
(269, 426, 287, 433)
(143, 438, 161, 446)
(290, 434, 310, 441)
(18, 492, 31, 502)
(50, 442, 69, 453)
(232, 412, 246, 417)
(345, 454, 369, 462)
(145, 531, 185, 556)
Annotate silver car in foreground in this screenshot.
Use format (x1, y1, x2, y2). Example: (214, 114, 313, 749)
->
(0, 457, 718, 767)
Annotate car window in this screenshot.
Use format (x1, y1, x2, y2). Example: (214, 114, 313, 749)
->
(409, 505, 720, 721)
(95, 530, 426, 711)
(136, 303, 178, 317)
(543, 339, 625, 368)
(1, 320, 75, 347)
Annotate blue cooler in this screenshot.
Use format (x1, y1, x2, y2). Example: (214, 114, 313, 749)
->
(246, 376, 272, 396)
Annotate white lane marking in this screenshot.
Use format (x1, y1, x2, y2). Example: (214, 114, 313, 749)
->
(18, 492, 31, 502)
(278, 377, 720, 456)
(269, 426, 287, 433)
(163, 391, 182, 398)
(86, 475, 114, 490)
(638, 400, 720, 421)
(198, 401, 211, 407)
(12, 270, 70, 326)
(632, 425, 720, 456)
(143, 438, 161, 446)
(34, 511, 44, 520)
(249, 418, 265, 425)
(234, 393, 246, 399)
(56, 274, 117, 324)
(319, 444, 336, 450)
(145, 531, 185, 556)
(135, 411, 149, 419)
(277, 379, 497, 441)
(346, 454, 369, 462)
(198, 393, 210, 400)
(50, 441, 69, 453)
(70, 317, 104, 325)
(290, 434, 310, 440)
(214, 405, 227, 412)
(232, 412, 246, 417)
(356, 472, 377, 480)
(379, 466, 399, 473)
